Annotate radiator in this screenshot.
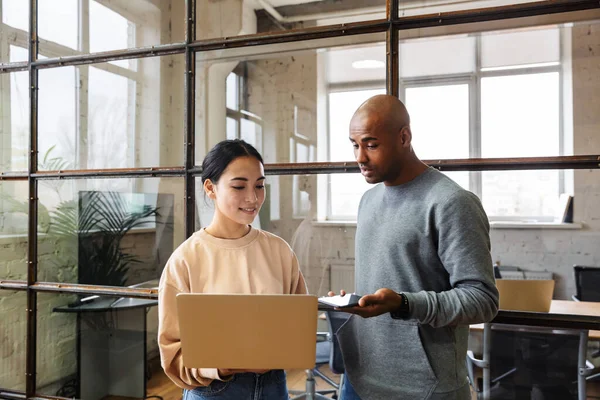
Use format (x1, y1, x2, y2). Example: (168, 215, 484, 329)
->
(329, 264, 355, 294)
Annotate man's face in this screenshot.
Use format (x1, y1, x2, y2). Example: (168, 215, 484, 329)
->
(349, 116, 404, 185)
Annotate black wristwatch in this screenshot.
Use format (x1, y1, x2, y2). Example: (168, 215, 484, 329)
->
(390, 292, 410, 320)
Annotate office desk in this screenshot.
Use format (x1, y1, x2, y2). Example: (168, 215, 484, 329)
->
(471, 300, 600, 339)
(469, 300, 600, 400)
(54, 297, 158, 400)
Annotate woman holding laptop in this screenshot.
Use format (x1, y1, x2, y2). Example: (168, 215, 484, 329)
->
(158, 139, 308, 400)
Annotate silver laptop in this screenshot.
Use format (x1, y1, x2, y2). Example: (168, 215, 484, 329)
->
(176, 293, 318, 370)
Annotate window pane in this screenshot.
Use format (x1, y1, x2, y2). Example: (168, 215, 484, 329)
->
(241, 118, 261, 151)
(90, 0, 132, 69)
(326, 44, 386, 84)
(9, 45, 28, 63)
(226, 73, 238, 110)
(195, 36, 387, 165)
(38, 0, 78, 50)
(37, 177, 184, 287)
(406, 84, 470, 160)
(328, 88, 385, 218)
(1, 70, 29, 172)
(88, 67, 130, 169)
(328, 89, 386, 162)
(482, 73, 561, 219)
(405, 84, 470, 190)
(196, 1, 384, 41)
(226, 117, 238, 140)
(483, 170, 560, 219)
(0, 181, 28, 281)
(0, 0, 29, 63)
(481, 28, 560, 70)
(482, 73, 559, 158)
(400, 36, 476, 78)
(39, 0, 181, 57)
(398, 0, 548, 16)
(0, 290, 26, 392)
(38, 54, 185, 170)
(330, 174, 371, 219)
(36, 292, 176, 399)
(1, 0, 28, 31)
(38, 66, 77, 170)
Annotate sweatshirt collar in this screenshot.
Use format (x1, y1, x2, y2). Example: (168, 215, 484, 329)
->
(197, 226, 259, 249)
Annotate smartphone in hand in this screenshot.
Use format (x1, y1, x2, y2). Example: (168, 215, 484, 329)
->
(318, 293, 361, 308)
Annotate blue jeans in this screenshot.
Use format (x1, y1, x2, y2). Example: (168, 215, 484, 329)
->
(340, 377, 362, 400)
(183, 370, 288, 400)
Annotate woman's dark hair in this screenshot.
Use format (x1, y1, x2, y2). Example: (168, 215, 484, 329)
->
(201, 139, 264, 184)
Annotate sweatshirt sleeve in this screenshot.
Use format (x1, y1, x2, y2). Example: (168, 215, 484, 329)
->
(158, 269, 230, 389)
(403, 190, 499, 327)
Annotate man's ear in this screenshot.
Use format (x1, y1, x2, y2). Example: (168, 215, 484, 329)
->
(400, 126, 412, 148)
(204, 179, 216, 199)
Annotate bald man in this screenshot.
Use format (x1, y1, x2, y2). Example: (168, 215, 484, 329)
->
(331, 95, 499, 399)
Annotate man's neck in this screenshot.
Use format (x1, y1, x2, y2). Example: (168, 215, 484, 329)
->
(384, 158, 429, 187)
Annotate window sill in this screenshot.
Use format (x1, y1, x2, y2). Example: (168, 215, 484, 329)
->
(0, 227, 157, 245)
(311, 220, 357, 228)
(489, 221, 583, 230)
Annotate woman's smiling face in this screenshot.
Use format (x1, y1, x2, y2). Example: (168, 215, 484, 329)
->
(210, 156, 266, 227)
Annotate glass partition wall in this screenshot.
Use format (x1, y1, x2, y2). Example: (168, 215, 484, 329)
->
(1, 0, 600, 398)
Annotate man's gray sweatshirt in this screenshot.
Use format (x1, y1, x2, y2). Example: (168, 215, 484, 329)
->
(337, 167, 499, 399)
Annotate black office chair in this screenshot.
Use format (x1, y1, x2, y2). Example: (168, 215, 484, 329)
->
(572, 265, 600, 302)
(290, 311, 350, 400)
(572, 265, 600, 381)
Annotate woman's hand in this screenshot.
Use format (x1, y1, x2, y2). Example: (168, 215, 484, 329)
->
(218, 368, 269, 377)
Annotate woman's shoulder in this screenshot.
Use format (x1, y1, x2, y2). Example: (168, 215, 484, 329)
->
(166, 232, 207, 265)
(255, 229, 293, 250)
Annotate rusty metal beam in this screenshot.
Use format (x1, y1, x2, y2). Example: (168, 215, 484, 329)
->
(32, 282, 157, 300)
(0, 389, 26, 400)
(0, 62, 29, 73)
(31, 166, 185, 179)
(386, 0, 399, 97)
(393, 0, 600, 31)
(0, 280, 28, 291)
(26, 0, 39, 395)
(189, 19, 389, 51)
(260, 155, 600, 175)
(16, 155, 600, 180)
(30, 43, 186, 70)
(0, 172, 29, 180)
(184, 0, 197, 239)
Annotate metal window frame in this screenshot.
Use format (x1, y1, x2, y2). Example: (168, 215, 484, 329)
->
(0, 0, 598, 398)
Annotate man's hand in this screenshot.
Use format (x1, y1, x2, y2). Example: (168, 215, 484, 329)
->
(328, 288, 403, 318)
